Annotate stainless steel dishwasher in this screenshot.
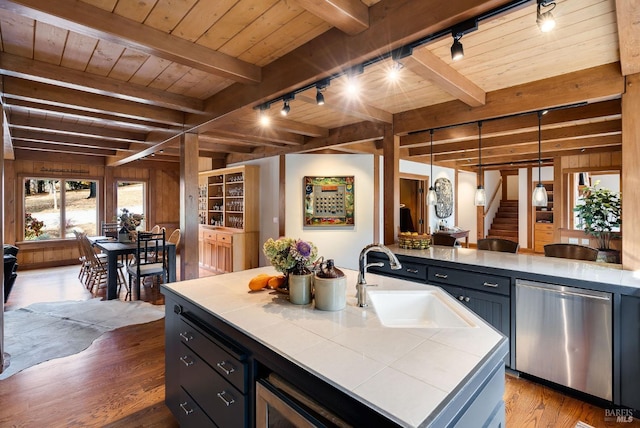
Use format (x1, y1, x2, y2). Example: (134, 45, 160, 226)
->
(515, 279, 612, 401)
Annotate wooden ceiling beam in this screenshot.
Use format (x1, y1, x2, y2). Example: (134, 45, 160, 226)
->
(301, 121, 385, 152)
(431, 134, 622, 163)
(295, 0, 369, 35)
(0, 52, 204, 113)
(106, 134, 181, 167)
(195, 141, 254, 154)
(204, 127, 305, 146)
(0, 0, 261, 84)
(5, 99, 181, 132)
(12, 139, 116, 156)
(3, 77, 184, 126)
(10, 129, 132, 150)
(297, 94, 392, 123)
(199, 132, 285, 149)
(8, 114, 147, 143)
(394, 63, 625, 135)
(403, 47, 485, 107)
(409, 120, 622, 157)
(400, 99, 622, 148)
(615, 0, 640, 76)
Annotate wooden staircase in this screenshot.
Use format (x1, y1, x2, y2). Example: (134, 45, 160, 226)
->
(487, 200, 519, 241)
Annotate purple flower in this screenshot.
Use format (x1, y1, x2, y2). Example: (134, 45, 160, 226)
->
(294, 240, 311, 259)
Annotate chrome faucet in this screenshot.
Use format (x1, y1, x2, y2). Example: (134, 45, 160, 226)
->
(356, 244, 402, 307)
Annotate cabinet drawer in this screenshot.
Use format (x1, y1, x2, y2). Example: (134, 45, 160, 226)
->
(179, 342, 246, 428)
(179, 318, 248, 393)
(217, 233, 233, 244)
(367, 253, 427, 282)
(177, 387, 217, 428)
(534, 222, 553, 231)
(428, 267, 510, 296)
(203, 230, 216, 241)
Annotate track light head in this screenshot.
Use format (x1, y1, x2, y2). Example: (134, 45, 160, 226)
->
(537, 0, 556, 32)
(280, 100, 290, 116)
(449, 19, 477, 62)
(316, 90, 325, 105)
(451, 36, 464, 61)
(255, 103, 271, 126)
(315, 79, 329, 106)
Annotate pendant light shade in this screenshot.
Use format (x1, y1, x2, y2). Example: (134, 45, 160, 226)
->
(532, 111, 549, 207)
(474, 121, 485, 207)
(427, 129, 437, 206)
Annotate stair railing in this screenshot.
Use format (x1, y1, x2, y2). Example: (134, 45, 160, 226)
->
(484, 178, 503, 217)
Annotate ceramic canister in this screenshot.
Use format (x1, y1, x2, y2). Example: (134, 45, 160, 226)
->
(313, 275, 346, 311)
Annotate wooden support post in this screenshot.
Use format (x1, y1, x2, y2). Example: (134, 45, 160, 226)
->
(180, 133, 199, 280)
(382, 125, 399, 245)
(622, 74, 640, 269)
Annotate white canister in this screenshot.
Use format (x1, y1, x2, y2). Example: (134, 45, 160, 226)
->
(313, 275, 346, 311)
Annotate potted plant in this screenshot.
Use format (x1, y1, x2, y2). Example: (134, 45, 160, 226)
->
(573, 182, 621, 262)
(263, 237, 318, 304)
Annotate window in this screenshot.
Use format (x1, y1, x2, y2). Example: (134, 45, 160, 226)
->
(23, 178, 98, 240)
(116, 181, 146, 230)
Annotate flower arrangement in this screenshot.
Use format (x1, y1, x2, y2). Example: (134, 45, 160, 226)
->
(263, 237, 318, 274)
(118, 208, 144, 232)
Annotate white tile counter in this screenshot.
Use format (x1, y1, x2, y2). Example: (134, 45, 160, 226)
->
(163, 266, 507, 427)
(390, 245, 640, 292)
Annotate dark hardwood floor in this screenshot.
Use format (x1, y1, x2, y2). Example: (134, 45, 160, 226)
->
(1, 264, 638, 427)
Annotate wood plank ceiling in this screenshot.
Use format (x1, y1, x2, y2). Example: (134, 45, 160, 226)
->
(0, 0, 636, 171)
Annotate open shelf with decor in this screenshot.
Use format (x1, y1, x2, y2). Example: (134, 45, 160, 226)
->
(198, 165, 259, 273)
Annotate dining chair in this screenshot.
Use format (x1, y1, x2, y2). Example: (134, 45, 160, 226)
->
(431, 234, 458, 247)
(167, 228, 181, 248)
(101, 221, 120, 239)
(543, 243, 599, 261)
(149, 224, 161, 234)
(477, 238, 520, 253)
(127, 230, 166, 300)
(80, 234, 127, 297)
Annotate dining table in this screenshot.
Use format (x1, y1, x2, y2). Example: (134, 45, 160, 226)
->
(89, 236, 176, 300)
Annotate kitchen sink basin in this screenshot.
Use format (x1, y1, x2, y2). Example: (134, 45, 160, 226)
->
(368, 289, 477, 328)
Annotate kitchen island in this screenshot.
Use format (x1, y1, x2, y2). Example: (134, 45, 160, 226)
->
(161, 267, 508, 427)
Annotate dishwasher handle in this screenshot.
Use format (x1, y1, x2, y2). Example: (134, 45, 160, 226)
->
(517, 281, 611, 301)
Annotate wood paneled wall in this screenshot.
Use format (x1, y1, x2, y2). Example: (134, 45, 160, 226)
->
(4, 154, 180, 269)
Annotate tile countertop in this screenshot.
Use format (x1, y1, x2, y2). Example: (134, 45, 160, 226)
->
(389, 245, 640, 292)
(163, 267, 506, 428)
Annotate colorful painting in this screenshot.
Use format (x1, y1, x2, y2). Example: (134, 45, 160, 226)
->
(304, 176, 354, 227)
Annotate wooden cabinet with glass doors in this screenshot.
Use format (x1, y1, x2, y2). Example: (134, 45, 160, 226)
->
(198, 165, 259, 273)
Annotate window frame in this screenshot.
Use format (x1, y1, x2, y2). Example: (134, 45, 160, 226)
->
(19, 174, 104, 243)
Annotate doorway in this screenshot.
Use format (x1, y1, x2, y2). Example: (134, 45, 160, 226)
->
(400, 174, 429, 234)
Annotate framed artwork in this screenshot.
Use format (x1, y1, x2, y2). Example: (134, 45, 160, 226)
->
(304, 176, 354, 226)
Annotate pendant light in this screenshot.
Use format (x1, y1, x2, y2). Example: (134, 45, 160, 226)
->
(474, 121, 486, 206)
(427, 129, 437, 206)
(532, 110, 549, 207)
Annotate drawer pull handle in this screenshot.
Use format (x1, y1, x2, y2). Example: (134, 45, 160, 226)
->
(406, 268, 419, 274)
(217, 391, 235, 407)
(179, 402, 194, 415)
(483, 282, 499, 288)
(435, 273, 448, 279)
(216, 361, 236, 375)
(179, 355, 194, 367)
(179, 332, 193, 342)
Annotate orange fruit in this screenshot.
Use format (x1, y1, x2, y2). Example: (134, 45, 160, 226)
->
(248, 273, 271, 291)
(267, 275, 286, 289)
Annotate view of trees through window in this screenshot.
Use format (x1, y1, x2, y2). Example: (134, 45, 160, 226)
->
(24, 178, 98, 240)
(117, 182, 145, 230)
